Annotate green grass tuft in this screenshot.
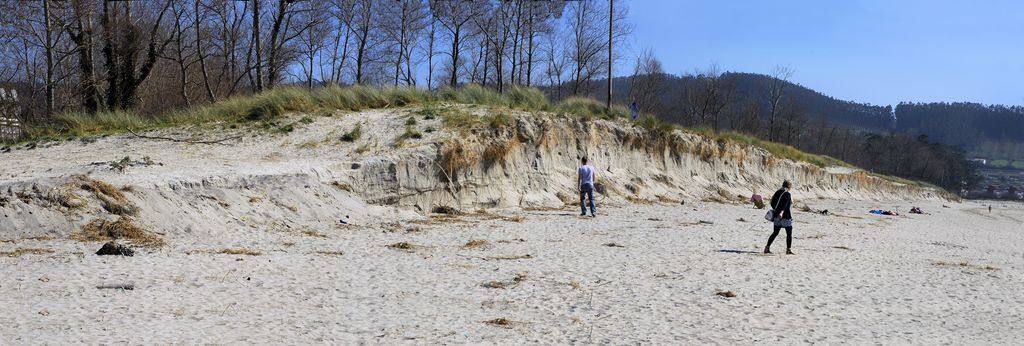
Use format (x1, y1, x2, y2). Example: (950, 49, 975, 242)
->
(555, 97, 627, 120)
(440, 108, 480, 129)
(400, 126, 423, 140)
(715, 131, 850, 168)
(484, 112, 511, 129)
(340, 123, 362, 142)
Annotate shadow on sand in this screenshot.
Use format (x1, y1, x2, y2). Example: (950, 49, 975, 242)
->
(716, 249, 760, 254)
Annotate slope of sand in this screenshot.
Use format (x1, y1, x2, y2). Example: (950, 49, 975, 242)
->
(2, 199, 1022, 344)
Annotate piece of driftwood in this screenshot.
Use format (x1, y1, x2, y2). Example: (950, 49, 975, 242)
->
(96, 283, 135, 290)
(128, 128, 241, 145)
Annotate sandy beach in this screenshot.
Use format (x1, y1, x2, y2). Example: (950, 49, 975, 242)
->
(3, 198, 1022, 344)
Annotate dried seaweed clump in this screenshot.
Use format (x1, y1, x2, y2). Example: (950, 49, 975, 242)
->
(72, 217, 164, 247)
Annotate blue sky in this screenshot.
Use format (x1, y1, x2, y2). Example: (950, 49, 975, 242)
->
(626, 0, 1024, 106)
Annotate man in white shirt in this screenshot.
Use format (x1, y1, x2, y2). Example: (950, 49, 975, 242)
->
(578, 156, 597, 217)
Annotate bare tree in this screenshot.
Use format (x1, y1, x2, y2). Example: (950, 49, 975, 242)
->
(521, 1, 565, 88)
(605, 0, 613, 110)
(381, 0, 427, 87)
(64, 0, 102, 113)
(252, 0, 262, 92)
(424, 14, 436, 90)
(297, 0, 330, 88)
(681, 65, 736, 131)
(193, 0, 216, 102)
(627, 48, 665, 115)
(43, 0, 55, 116)
(473, 1, 510, 92)
(327, 0, 356, 85)
(207, 0, 250, 96)
(431, 0, 483, 88)
(765, 65, 793, 142)
(165, 1, 197, 107)
(541, 26, 567, 100)
(265, 0, 317, 88)
(565, 0, 628, 96)
(98, 0, 175, 110)
(341, 0, 378, 85)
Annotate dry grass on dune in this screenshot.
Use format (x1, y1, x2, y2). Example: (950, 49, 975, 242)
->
(481, 138, 515, 170)
(186, 248, 262, 256)
(462, 239, 490, 249)
(46, 185, 87, 210)
(78, 176, 138, 216)
(71, 217, 164, 247)
(437, 139, 478, 179)
(933, 260, 1000, 271)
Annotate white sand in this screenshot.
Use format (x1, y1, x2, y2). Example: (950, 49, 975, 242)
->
(2, 199, 1022, 344)
(0, 109, 1007, 343)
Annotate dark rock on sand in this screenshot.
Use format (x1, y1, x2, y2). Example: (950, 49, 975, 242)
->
(96, 242, 134, 256)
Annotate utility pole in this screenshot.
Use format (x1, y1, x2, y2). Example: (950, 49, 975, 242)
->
(606, 0, 614, 111)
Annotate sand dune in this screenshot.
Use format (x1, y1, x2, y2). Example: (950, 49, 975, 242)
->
(2, 108, 1014, 343)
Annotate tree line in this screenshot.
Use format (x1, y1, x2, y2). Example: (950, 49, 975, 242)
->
(603, 66, 981, 191)
(0, 0, 984, 191)
(0, 0, 629, 120)
(894, 102, 1024, 160)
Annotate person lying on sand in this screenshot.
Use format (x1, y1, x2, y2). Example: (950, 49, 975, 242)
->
(765, 180, 795, 255)
(578, 156, 597, 217)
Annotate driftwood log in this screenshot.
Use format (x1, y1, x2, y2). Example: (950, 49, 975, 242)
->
(128, 128, 241, 145)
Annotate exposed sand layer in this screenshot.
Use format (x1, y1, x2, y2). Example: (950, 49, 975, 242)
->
(1, 107, 988, 343)
(0, 107, 946, 242)
(1, 199, 1021, 344)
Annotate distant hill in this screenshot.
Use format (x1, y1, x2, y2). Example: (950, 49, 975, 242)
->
(591, 72, 892, 130)
(894, 102, 1024, 160)
(577, 72, 1024, 161)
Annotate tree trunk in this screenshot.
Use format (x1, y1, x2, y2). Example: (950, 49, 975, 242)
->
(449, 26, 459, 87)
(253, 0, 263, 92)
(101, 0, 119, 110)
(195, 0, 216, 102)
(525, 3, 534, 87)
(606, 0, 613, 111)
(43, 0, 54, 117)
(266, 0, 288, 89)
(427, 19, 435, 90)
(69, 11, 101, 113)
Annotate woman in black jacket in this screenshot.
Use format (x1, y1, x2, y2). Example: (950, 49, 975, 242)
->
(765, 180, 795, 255)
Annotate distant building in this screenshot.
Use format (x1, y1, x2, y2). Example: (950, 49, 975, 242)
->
(0, 88, 22, 141)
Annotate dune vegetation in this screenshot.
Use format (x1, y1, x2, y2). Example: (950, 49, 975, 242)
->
(15, 84, 855, 170)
